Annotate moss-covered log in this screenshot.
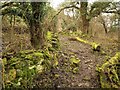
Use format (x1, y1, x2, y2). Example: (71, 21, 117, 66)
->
(96, 52, 120, 88)
(69, 37, 100, 51)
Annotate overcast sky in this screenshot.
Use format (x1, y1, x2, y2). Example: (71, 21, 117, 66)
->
(50, 0, 65, 9)
(50, 0, 120, 9)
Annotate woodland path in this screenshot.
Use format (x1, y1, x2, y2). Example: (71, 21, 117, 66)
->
(57, 34, 105, 88)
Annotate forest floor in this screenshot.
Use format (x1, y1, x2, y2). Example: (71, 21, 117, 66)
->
(35, 33, 118, 88)
(56, 34, 104, 87)
(3, 32, 118, 88)
(51, 34, 118, 88)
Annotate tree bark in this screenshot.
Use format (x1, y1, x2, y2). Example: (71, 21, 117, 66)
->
(103, 22, 108, 33)
(80, 1, 89, 34)
(100, 16, 108, 33)
(30, 2, 45, 49)
(30, 23, 44, 50)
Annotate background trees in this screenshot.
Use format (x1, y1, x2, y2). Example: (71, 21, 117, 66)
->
(1, 0, 120, 48)
(56, 0, 119, 34)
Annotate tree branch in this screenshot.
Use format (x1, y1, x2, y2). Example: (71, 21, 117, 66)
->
(103, 10, 120, 14)
(51, 5, 79, 21)
(0, 2, 14, 9)
(1, 7, 30, 23)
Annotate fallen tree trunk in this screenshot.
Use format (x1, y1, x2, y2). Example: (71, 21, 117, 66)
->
(96, 52, 120, 88)
(69, 37, 101, 51)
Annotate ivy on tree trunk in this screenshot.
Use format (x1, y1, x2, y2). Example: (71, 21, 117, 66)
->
(30, 2, 46, 49)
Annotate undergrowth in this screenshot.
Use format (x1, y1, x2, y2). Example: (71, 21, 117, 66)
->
(2, 31, 60, 89)
(96, 52, 120, 88)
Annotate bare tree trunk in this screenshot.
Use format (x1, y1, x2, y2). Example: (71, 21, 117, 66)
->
(118, 15, 120, 51)
(99, 15, 108, 33)
(10, 15, 14, 41)
(103, 22, 108, 33)
(81, 16, 89, 34)
(80, 1, 89, 34)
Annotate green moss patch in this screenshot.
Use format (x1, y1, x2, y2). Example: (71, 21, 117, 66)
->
(96, 52, 120, 88)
